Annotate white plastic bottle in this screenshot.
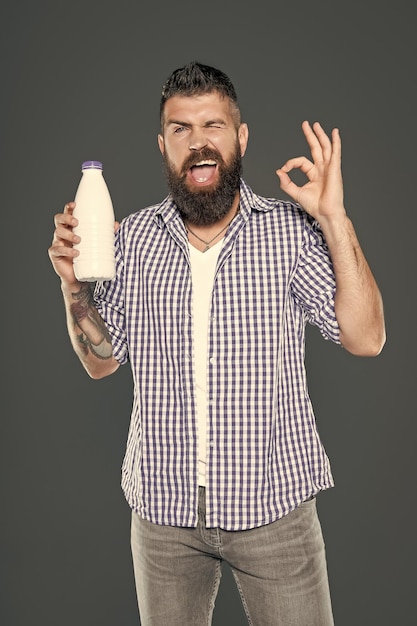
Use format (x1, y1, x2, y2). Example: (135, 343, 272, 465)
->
(72, 160, 116, 282)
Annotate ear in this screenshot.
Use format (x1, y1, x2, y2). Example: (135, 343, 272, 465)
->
(158, 134, 165, 155)
(238, 123, 249, 157)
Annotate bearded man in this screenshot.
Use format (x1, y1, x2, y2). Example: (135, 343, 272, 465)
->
(49, 61, 385, 625)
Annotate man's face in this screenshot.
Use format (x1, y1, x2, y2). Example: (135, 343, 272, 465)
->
(158, 92, 248, 225)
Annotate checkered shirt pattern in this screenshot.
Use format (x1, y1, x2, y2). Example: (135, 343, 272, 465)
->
(94, 179, 340, 530)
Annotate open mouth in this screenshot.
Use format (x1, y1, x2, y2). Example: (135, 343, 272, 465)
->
(189, 159, 217, 183)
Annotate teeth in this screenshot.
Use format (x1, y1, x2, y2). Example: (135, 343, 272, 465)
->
(194, 160, 216, 166)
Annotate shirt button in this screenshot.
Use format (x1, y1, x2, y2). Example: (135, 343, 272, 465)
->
(209, 357, 216, 365)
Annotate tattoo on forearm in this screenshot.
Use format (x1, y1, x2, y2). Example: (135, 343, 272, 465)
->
(76, 332, 113, 359)
(71, 284, 94, 323)
(70, 285, 113, 360)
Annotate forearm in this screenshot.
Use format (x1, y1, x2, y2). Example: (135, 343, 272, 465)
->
(61, 281, 119, 378)
(321, 215, 386, 356)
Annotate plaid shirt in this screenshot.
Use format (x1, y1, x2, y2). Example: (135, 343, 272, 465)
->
(94, 179, 341, 531)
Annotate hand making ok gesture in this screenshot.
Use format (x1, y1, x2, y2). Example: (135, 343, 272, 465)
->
(276, 121, 345, 224)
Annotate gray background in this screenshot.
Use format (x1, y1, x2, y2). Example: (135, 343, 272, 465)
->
(1, 0, 415, 624)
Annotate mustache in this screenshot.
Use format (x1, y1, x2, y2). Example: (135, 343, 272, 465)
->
(180, 148, 223, 176)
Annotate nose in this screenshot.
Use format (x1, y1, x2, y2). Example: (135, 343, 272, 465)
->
(188, 128, 208, 151)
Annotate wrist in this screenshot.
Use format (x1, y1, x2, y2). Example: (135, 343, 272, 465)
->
(317, 212, 351, 239)
(61, 279, 89, 299)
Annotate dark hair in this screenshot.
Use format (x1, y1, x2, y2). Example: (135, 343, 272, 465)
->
(160, 61, 241, 127)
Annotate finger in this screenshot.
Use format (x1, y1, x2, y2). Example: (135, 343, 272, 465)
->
(276, 168, 304, 201)
(48, 241, 79, 259)
(64, 201, 76, 214)
(52, 209, 80, 246)
(54, 212, 78, 229)
(53, 202, 77, 228)
(302, 121, 332, 162)
(279, 156, 314, 177)
(53, 227, 80, 247)
(329, 127, 342, 166)
(53, 214, 79, 235)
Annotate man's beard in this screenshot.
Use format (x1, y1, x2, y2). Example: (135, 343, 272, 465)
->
(162, 144, 242, 226)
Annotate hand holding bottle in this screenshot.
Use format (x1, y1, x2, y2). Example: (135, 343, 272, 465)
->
(49, 201, 82, 288)
(49, 201, 120, 287)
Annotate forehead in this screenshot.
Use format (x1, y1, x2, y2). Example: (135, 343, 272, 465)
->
(162, 92, 236, 125)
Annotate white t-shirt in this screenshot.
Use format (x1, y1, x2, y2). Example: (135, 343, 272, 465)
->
(188, 240, 222, 486)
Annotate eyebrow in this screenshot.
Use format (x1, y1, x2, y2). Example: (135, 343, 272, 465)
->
(166, 118, 227, 128)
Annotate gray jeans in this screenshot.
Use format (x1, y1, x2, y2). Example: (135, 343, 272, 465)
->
(131, 488, 334, 625)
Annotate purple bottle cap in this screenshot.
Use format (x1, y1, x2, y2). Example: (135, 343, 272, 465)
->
(81, 160, 103, 170)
